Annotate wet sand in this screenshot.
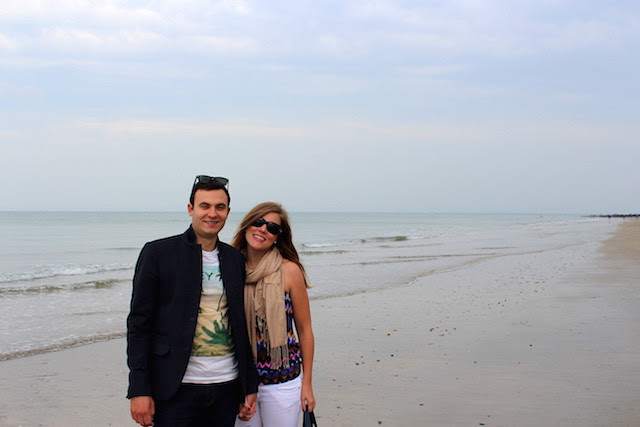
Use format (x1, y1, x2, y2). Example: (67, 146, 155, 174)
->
(0, 219, 638, 426)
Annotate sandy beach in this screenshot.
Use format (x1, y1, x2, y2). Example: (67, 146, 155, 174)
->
(1, 218, 638, 427)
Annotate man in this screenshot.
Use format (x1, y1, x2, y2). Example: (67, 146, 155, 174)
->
(127, 175, 258, 426)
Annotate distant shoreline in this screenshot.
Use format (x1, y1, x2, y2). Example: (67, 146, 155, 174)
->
(588, 214, 640, 218)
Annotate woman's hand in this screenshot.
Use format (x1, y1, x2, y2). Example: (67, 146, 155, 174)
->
(237, 393, 257, 421)
(301, 382, 316, 412)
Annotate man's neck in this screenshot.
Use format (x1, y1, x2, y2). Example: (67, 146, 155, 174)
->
(197, 237, 218, 252)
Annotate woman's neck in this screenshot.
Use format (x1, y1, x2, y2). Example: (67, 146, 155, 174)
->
(246, 246, 269, 269)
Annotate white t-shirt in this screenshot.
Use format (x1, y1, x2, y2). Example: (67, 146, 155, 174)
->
(182, 248, 239, 384)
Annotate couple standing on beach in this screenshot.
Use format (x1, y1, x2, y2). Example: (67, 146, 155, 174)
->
(126, 176, 316, 427)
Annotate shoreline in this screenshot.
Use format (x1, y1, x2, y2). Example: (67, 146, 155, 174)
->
(310, 218, 640, 426)
(0, 213, 607, 362)
(1, 219, 638, 426)
(0, 331, 126, 363)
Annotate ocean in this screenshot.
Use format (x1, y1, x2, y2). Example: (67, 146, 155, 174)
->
(0, 211, 616, 361)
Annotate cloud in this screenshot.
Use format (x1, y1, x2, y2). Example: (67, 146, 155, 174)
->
(1, 0, 637, 72)
(0, 1, 638, 213)
(184, 35, 259, 53)
(1, 1, 165, 26)
(0, 33, 19, 51)
(344, 0, 640, 57)
(0, 0, 257, 58)
(5, 114, 634, 151)
(39, 27, 164, 53)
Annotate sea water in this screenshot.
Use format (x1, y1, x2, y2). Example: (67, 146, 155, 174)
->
(0, 211, 615, 360)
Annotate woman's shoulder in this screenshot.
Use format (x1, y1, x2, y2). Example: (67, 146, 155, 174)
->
(281, 258, 301, 274)
(282, 259, 304, 289)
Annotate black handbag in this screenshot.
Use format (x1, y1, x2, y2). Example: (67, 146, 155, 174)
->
(302, 409, 317, 427)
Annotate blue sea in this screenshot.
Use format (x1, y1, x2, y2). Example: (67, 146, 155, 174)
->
(0, 211, 615, 361)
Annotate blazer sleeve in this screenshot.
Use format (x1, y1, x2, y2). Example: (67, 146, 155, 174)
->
(126, 242, 159, 398)
(223, 248, 258, 396)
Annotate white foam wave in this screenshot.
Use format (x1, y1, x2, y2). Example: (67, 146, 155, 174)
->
(0, 263, 132, 283)
(302, 242, 341, 248)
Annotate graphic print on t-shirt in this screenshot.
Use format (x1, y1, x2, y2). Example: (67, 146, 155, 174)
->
(191, 252, 235, 357)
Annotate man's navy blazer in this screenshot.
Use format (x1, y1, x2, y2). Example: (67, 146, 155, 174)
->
(126, 226, 258, 402)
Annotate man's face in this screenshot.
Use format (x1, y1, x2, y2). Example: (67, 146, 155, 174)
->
(188, 189, 230, 242)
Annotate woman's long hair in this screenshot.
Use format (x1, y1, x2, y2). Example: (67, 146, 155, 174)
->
(232, 202, 309, 287)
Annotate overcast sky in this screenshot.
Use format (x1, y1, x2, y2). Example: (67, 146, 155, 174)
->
(1, 1, 638, 214)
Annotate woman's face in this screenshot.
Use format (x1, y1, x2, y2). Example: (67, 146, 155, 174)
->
(245, 211, 281, 252)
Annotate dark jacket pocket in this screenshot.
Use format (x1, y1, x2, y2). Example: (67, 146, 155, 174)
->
(151, 338, 170, 356)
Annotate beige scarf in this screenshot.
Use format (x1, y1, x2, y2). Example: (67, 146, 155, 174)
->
(244, 247, 289, 369)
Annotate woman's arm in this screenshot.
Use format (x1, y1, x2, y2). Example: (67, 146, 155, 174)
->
(284, 260, 316, 412)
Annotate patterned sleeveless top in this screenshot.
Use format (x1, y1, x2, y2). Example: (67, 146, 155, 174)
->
(255, 293, 302, 385)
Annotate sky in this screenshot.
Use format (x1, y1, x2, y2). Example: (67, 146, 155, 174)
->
(1, 0, 638, 214)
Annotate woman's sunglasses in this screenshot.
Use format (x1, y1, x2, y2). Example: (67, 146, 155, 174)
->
(251, 217, 283, 235)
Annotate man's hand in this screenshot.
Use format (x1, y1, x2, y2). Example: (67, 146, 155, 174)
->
(130, 396, 155, 426)
(237, 393, 257, 421)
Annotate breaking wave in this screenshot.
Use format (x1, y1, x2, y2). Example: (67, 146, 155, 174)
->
(0, 263, 132, 284)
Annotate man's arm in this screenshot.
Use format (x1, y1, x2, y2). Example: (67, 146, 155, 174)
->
(127, 243, 159, 399)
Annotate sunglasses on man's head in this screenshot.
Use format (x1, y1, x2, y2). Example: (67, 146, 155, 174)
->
(193, 175, 229, 188)
(251, 217, 283, 235)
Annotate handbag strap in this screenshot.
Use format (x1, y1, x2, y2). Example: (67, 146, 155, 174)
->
(303, 409, 318, 427)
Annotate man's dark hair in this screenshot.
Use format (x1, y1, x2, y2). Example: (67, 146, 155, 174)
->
(189, 181, 231, 206)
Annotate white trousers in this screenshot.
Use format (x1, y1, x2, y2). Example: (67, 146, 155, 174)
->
(236, 375, 302, 427)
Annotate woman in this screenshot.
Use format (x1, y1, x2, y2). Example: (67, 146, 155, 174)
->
(233, 202, 316, 427)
